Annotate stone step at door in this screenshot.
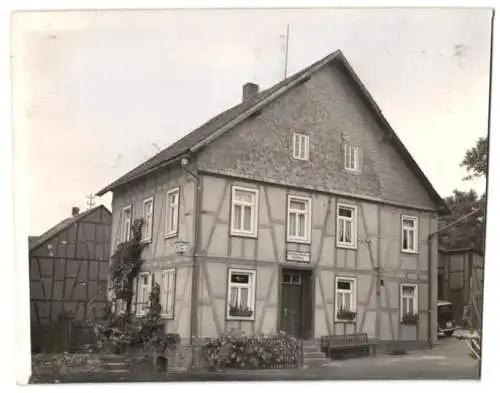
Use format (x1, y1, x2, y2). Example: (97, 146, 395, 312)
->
(99, 354, 130, 374)
(301, 340, 328, 367)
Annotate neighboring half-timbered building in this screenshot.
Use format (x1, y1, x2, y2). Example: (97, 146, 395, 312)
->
(29, 205, 112, 352)
(438, 248, 484, 330)
(96, 50, 448, 351)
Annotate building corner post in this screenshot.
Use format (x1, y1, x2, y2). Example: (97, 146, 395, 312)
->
(427, 234, 436, 349)
(190, 173, 201, 347)
(181, 156, 201, 356)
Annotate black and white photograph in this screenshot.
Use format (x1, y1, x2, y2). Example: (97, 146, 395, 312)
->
(8, 3, 496, 386)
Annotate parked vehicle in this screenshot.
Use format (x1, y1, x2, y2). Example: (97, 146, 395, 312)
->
(437, 300, 457, 337)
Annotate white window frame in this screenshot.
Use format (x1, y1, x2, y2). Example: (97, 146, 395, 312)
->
(136, 272, 152, 316)
(226, 268, 257, 321)
(165, 187, 180, 238)
(344, 145, 359, 171)
(293, 133, 310, 161)
(121, 205, 132, 242)
(230, 186, 259, 238)
(142, 197, 154, 243)
(287, 195, 312, 243)
(335, 276, 357, 322)
(336, 203, 358, 249)
(401, 215, 418, 253)
(160, 269, 176, 319)
(400, 283, 418, 320)
(116, 299, 127, 314)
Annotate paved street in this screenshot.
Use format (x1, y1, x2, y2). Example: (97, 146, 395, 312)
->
(314, 338, 480, 380)
(31, 338, 480, 383)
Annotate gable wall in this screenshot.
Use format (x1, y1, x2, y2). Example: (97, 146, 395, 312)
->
(110, 166, 195, 263)
(196, 63, 436, 211)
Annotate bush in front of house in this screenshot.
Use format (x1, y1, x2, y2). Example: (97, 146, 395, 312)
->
(401, 313, 419, 325)
(31, 353, 102, 381)
(198, 329, 302, 371)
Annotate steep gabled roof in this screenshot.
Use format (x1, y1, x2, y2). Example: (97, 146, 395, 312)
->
(28, 236, 39, 249)
(29, 205, 111, 252)
(96, 50, 341, 196)
(96, 49, 447, 213)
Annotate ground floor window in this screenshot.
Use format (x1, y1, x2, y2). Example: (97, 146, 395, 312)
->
(160, 269, 176, 319)
(400, 283, 419, 324)
(335, 276, 357, 321)
(227, 269, 256, 320)
(136, 272, 152, 316)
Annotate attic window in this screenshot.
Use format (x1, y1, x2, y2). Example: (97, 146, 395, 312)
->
(344, 145, 358, 171)
(293, 133, 309, 161)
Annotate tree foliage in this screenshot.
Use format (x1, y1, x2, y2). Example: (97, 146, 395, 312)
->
(440, 136, 488, 250)
(439, 189, 486, 250)
(460, 136, 488, 180)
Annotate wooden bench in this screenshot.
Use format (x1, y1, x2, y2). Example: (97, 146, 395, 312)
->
(320, 333, 373, 359)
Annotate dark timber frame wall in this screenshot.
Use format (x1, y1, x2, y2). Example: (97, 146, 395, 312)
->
(29, 206, 111, 352)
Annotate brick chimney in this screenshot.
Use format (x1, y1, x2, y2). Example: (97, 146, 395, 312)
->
(242, 82, 259, 102)
(71, 207, 80, 217)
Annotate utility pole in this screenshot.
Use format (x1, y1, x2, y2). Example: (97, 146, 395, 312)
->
(283, 23, 290, 79)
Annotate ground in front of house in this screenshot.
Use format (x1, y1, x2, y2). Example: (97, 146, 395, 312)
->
(30, 337, 479, 383)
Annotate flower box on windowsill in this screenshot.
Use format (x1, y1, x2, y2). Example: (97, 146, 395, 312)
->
(401, 313, 419, 325)
(229, 307, 253, 318)
(337, 310, 356, 321)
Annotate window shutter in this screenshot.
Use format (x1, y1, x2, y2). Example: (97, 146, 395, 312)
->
(116, 213, 123, 248)
(340, 143, 346, 169)
(168, 270, 176, 317)
(131, 276, 138, 314)
(357, 147, 363, 173)
(148, 272, 153, 299)
(129, 206, 134, 240)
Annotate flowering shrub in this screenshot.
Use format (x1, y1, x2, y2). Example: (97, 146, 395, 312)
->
(31, 353, 102, 379)
(93, 278, 180, 357)
(337, 307, 356, 321)
(402, 313, 419, 325)
(228, 304, 253, 318)
(198, 329, 301, 370)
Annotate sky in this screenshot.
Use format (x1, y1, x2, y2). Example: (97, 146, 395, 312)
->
(11, 8, 493, 236)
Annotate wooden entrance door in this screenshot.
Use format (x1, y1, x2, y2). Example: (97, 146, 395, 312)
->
(279, 269, 312, 339)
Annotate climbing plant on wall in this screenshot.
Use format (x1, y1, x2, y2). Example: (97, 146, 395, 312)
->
(109, 217, 147, 311)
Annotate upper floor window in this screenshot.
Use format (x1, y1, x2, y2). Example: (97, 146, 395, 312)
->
(165, 188, 180, 237)
(161, 269, 176, 319)
(293, 133, 310, 161)
(337, 204, 357, 248)
(121, 205, 132, 242)
(401, 216, 418, 253)
(142, 197, 154, 242)
(344, 145, 359, 171)
(287, 195, 311, 243)
(231, 186, 259, 237)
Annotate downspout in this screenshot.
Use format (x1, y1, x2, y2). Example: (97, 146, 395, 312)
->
(427, 208, 481, 348)
(180, 156, 201, 348)
(426, 231, 436, 349)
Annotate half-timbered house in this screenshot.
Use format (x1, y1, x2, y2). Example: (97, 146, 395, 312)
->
(29, 205, 112, 352)
(438, 248, 484, 330)
(96, 50, 448, 352)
